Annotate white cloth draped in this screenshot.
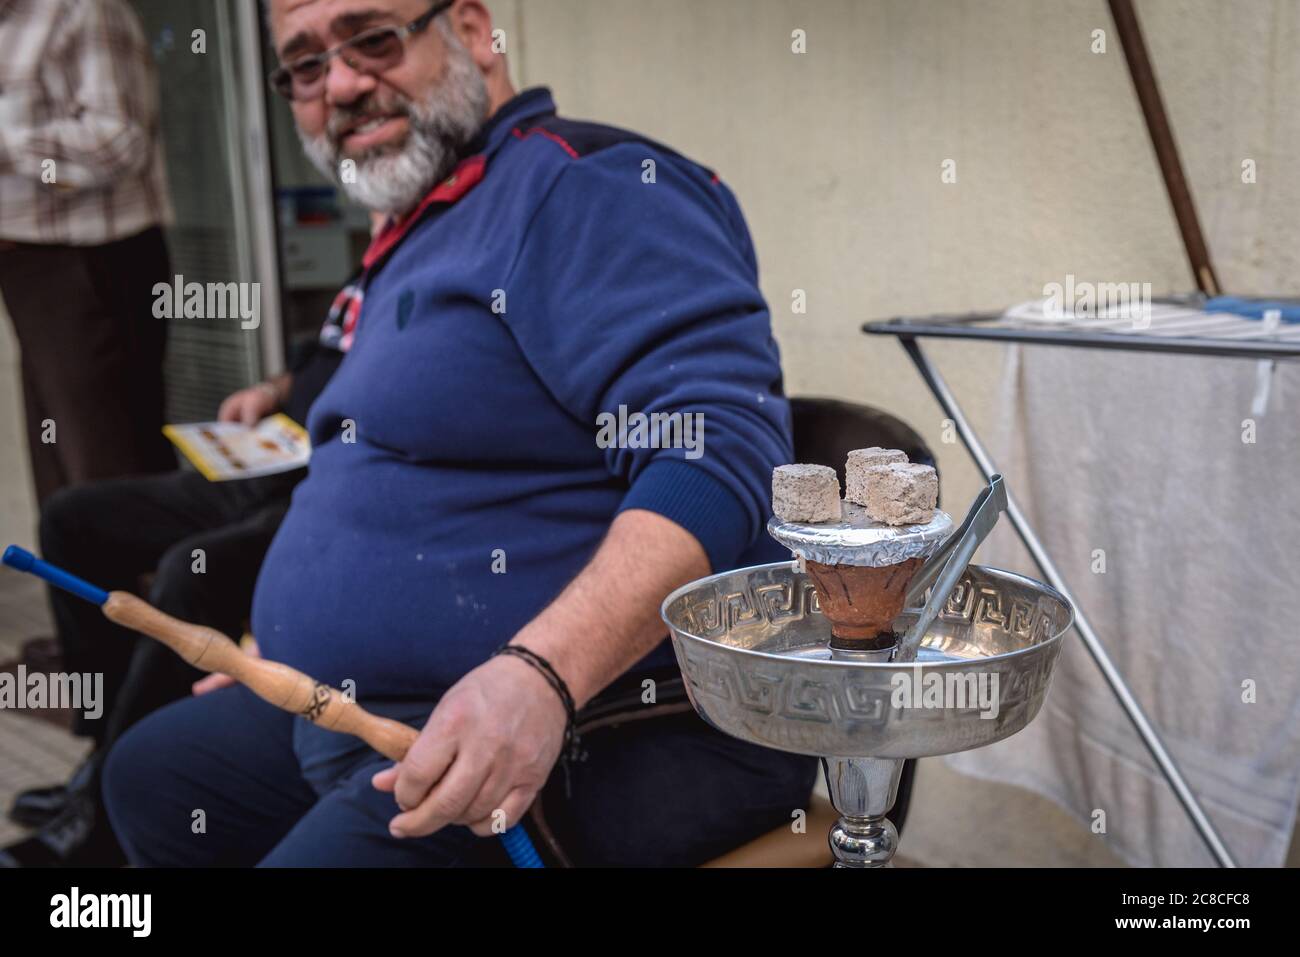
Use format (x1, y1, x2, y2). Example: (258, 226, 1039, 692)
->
(946, 343, 1300, 867)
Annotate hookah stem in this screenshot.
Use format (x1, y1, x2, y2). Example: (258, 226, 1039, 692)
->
(1, 545, 543, 868)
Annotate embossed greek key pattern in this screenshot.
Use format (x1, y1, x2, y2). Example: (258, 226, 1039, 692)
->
(682, 574, 1056, 647)
(666, 565, 1071, 757)
(679, 644, 1055, 726)
(937, 578, 1055, 642)
(682, 578, 820, 640)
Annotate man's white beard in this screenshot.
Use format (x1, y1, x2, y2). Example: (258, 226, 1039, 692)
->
(299, 34, 490, 216)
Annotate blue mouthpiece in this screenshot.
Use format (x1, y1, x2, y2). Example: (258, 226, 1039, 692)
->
(2, 545, 109, 606)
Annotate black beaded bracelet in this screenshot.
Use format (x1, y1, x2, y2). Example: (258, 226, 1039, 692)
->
(493, 644, 585, 785)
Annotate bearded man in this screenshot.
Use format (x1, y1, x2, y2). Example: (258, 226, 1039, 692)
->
(104, 0, 815, 867)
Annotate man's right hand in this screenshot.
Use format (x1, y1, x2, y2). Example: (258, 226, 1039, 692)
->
(217, 382, 280, 426)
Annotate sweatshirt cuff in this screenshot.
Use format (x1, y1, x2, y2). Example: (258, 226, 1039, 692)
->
(617, 459, 752, 573)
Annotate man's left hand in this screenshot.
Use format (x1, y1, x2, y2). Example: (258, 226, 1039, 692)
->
(371, 652, 567, 838)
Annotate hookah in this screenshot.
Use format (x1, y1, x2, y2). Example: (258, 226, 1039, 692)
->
(662, 469, 1074, 868)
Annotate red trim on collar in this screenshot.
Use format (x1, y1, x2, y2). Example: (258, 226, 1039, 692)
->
(512, 125, 579, 159)
(361, 153, 488, 270)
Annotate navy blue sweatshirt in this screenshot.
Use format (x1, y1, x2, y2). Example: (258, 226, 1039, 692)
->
(253, 88, 791, 697)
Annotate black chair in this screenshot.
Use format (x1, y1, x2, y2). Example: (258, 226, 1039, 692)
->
(789, 395, 940, 838)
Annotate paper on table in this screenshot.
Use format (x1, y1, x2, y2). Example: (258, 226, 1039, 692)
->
(163, 414, 310, 481)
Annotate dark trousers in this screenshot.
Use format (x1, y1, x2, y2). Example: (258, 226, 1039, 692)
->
(102, 683, 819, 868)
(0, 227, 175, 505)
(39, 468, 300, 743)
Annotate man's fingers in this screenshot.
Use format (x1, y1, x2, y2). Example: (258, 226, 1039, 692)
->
(390, 751, 489, 838)
(192, 672, 234, 695)
(455, 765, 516, 827)
(371, 765, 398, 793)
(391, 717, 458, 812)
(465, 787, 535, 838)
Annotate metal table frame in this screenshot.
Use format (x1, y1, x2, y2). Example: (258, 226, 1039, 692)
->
(868, 314, 1300, 360)
(861, 310, 1299, 868)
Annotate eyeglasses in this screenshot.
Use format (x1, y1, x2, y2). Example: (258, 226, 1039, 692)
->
(269, 1, 454, 101)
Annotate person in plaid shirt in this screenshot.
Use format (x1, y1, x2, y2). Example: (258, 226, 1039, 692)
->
(0, 0, 175, 504)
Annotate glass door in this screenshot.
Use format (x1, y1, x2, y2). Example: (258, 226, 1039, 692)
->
(129, 0, 284, 422)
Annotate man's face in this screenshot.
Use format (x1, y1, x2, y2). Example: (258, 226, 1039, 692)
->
(270, 0, 490, 214)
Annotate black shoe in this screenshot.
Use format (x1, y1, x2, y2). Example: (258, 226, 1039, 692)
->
(0, 795, 125, 868)
(6, 750, 99, 829)
(7, 784, 69, 829)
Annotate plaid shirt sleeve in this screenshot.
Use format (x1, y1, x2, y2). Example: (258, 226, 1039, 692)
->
(0, 0, 158, 188)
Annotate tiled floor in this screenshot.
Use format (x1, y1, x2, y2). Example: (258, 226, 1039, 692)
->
(0, 713, 90, 848)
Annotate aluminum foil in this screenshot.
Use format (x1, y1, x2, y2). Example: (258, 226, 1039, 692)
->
(767, 502, 953, 567)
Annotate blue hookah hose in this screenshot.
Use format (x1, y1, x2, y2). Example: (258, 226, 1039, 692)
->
(499, 824, 545, 868)
(2, 544, 545, 868)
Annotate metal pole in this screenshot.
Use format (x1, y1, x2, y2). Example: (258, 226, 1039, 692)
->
(900, 337, 1236, 867)
(228, 0, 286, 378)
(1109, 0, 1221, 296)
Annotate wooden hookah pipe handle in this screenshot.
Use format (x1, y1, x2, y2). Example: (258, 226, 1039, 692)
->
(3, 546, 544, 866)
(103, 591, 419, 762)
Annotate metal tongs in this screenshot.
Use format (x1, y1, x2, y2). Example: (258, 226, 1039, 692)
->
(893, 474, 1008, 663)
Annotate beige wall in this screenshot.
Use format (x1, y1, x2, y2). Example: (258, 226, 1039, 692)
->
(493, 0, 1298, 514)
